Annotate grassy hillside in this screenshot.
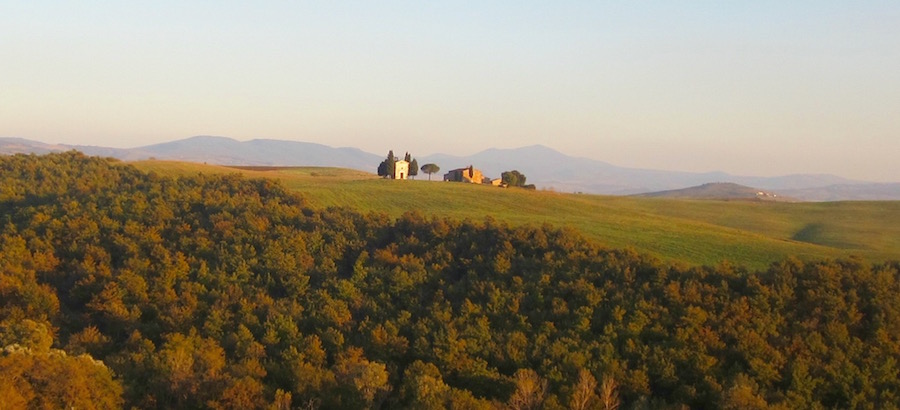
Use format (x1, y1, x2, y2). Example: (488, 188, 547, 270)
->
(635, 182, 790, 201)
(133, 161, 900, 269)
(11, 153, 900, 409)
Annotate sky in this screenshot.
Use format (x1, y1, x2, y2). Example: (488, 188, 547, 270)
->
(2, 1, 899, 181)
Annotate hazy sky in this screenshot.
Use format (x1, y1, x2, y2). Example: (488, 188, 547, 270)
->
(3, 2, 899, 181)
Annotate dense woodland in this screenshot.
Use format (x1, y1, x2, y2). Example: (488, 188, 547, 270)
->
(1, 152, 899, 409)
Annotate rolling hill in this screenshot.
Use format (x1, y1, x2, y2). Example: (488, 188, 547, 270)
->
(778, 183, 900, 201)
(131, 161, 900, 270)
(0, 137, 71, 155)
(634, 182, 792, 201)
(1, 136, 382, 172)
(133, 136, 382, 170)
(5, 152, 897, 409)
(420, 145, 861, 192)
(4, 136, 898, 200)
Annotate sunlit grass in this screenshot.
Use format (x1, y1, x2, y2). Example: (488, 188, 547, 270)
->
(131, 161, 900, 270)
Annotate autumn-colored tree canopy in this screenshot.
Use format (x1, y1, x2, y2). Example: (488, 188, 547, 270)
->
(1, 152, 899, 408)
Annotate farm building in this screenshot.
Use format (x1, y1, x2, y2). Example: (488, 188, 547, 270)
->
(443, 166, 485, 184)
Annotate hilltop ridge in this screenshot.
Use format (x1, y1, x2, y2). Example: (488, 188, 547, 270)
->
(635, 182, 793, 201)
(3, 136, 898, 200)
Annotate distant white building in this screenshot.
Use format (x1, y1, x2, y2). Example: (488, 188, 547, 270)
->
(394, 160, 409, 180)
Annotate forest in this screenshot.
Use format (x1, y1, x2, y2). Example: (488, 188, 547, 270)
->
(1, 152, 899, 409)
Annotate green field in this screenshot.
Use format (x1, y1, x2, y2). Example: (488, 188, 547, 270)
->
(133, 161, 900, 270)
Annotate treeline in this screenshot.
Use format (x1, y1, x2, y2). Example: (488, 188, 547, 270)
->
(1, 152, 899, 409)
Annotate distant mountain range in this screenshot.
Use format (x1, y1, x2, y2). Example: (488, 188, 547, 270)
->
(0, 136, 382, 171)
(3, 136, 899, 201)
(418, 145, 900, 201)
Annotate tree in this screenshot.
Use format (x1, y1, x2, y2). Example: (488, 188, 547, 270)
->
(0, 347, 124, 410)
(501, 170, 526, 187)
(400, 361, 450, 409)
(155, 331, 228, 408)
(508, 369, 547, 410)
(401, 152, 419, 179)
(334, 348, 390, 408)
(570, 369, 598, 410)
(0, 321, 122, 410)
(598, 377, 620, 410)
(721, 374, 768, 410)
(420, 164, 440, 181)
(409, 158, 419, 179)
(377, 151, 396, 178)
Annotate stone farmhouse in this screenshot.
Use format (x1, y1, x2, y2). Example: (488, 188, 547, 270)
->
(444, 165, 484, 184)
(443, 165, 505, 187)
